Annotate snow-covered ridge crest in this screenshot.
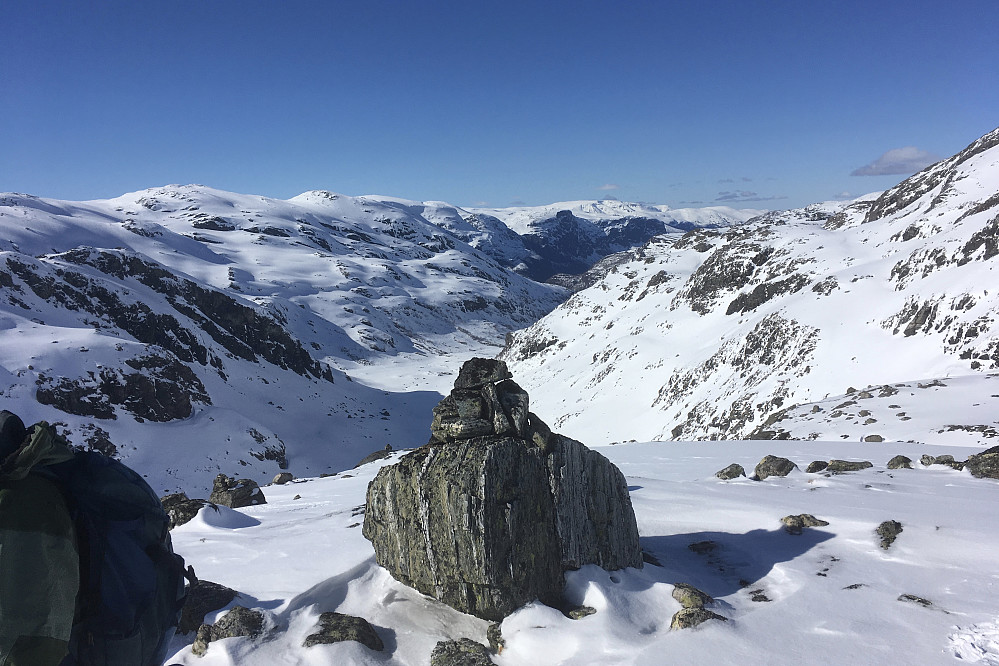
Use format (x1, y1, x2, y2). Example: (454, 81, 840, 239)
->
(501, 126, 999, 445)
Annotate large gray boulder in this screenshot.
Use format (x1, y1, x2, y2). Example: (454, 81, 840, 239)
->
(210, 474, 266, 508)
(753, 455, 796, 480)
(363, 358, 642, 621)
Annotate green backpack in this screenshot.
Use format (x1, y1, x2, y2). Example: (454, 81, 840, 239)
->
(1, 414, 189, 666)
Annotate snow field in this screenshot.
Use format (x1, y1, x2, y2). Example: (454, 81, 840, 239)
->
(166, 440, 999, 665)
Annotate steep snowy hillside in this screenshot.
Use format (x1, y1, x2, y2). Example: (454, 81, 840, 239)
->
(0, 186, 564, 494)
(502, 128, 999, 445)
(469, 201, 758, 281)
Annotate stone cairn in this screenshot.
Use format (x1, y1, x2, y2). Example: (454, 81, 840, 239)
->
(363, 358, 642, 621)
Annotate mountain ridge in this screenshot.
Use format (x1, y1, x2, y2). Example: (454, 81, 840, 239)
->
(501, 127, 999, 445)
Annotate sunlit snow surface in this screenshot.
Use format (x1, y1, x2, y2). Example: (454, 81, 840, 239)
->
(166, 439, 999, 665)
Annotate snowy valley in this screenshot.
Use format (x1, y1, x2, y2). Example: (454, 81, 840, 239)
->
(1, 127, 998, 665)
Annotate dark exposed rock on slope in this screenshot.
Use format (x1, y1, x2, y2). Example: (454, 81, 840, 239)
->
(362, 358, 641, 621)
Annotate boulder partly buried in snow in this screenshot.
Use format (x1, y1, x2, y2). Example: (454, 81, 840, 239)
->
(303, 612, 383, 651)
(161, 491, 211, 529)
(753, 455, 796, 480)
(363, 358, 642, 621)
(430, 638, 494, 666)
(210, 473, 266, 508)
(179, 579, 239, 634)
(715, 463, 746, 480)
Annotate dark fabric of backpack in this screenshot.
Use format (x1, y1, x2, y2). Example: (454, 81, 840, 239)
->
(39, 447, 188, 666)
(0, 409, 27, 462)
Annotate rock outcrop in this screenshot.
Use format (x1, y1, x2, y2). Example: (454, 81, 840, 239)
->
(715, 463, 746, 480)
(161, 492, 212, 529)
(887, 455, 913, 470)
(430, 638, 494, 666)
(753, 455, 796, 481)
(209, 474, 266, 508)
(179, 579, 239, 634)
(876, 520, 903, 549)
(363, 358, 642, 621)
(302, 612, 383, 651)
(966, 446, 999, 479)
(192, 605, 266, 656)
(781, 514, 829, 535)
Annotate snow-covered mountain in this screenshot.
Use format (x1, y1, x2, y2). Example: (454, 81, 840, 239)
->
(0, 186, 570, 494)
(468, 200, 758, 282)
(501, 128, 999, 446)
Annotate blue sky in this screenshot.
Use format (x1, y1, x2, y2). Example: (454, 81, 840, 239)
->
(2, 1, 996, 210)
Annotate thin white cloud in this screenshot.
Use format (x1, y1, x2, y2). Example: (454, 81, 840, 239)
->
(851, 146, 941, 176)
(597, 183, 620, 191)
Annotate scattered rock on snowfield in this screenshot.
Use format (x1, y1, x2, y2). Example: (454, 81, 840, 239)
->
(806, 460, 828, 473)
(670, 607, 728, 630)
(210, 473, 266, 508)
(430, 638, 495, 666)
(302, 612, 384, 651)
(271, 472, 294, 485)
(672, 583, 713, 609)
(161, 492, 211, 529)
(363, 358, 642, 621)
(921, 454, 966, 470)
(877, 520, 904, 549)
(179, 579, 239, 634)
(715, 463, 746, 480)
(825, 459, 874, 473)
(194, 605, 267, 654)
(781, 514, 830, 535)
(211, 606, 265, 640)
(898, 594, 935, 609)
(966, 446, 999, 479)
(753, 455, 796, 480)
(567, 605, 598, 619)
(887, 455, 913, 469)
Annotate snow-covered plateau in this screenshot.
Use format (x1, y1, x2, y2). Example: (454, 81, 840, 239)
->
(2, 126, 998, 665)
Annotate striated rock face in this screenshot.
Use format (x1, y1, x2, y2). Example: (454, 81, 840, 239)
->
(363, 358, 641, 621)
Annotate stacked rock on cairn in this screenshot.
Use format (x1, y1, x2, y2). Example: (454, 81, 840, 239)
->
(363, 358, 642, 621)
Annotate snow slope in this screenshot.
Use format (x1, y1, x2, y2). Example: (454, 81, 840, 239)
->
(164, 438, 999, 665)
(502, 128, 999, 446)
(0, 186, 565, 494)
